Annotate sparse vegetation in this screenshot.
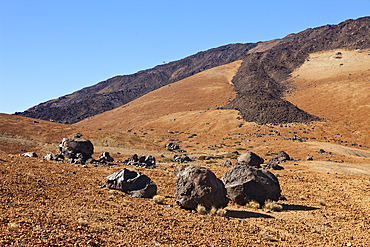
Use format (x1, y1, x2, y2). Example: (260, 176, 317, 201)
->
(226, 153, 239, 159)
(188, 133, 197, 138)
(246, 200, 261, 209)
(263, 200, 282, 211)
(265, 152, 278, 156)
(206, 160, 218, 164)
(235, 147, 246, 151)
(209, 206, 217, 216)
(196, 204, 208, 215)
(153, 195, 166, 204)
(317, 199, 326, 206)
(8, 222, 19, 231)
(161, 157, 173, 162)
(216, 208, 227, 217)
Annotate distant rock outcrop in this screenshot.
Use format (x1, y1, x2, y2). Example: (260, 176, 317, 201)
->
(174, 165, 229, 210)
(121, 154, 156, 168)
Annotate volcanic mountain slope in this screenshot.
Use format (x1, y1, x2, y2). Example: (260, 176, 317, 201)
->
(75, 46, 370, 160)
(17, 17, 370, 125)
(16, 43, 257, 124)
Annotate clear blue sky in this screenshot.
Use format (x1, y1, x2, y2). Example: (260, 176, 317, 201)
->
(0, 0, 369, 114)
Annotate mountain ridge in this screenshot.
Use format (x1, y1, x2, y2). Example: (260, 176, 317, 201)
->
(16, 17, 370, 124)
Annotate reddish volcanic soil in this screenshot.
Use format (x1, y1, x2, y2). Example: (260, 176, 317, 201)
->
(1, 49, 370, 246)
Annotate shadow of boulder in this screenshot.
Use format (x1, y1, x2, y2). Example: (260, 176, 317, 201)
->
(226, 210, 274, 219)
(281, 204, 319, 211)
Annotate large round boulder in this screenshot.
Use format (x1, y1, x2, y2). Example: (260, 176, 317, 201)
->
(221, 165, 281, 205)
(174, 165, 229, 210)
(235, 152, 264, 168)
(59, 136, 94, 159)
(104, 168, 157, 198)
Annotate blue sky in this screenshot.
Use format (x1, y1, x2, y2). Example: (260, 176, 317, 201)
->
(0, 0, 369, 114)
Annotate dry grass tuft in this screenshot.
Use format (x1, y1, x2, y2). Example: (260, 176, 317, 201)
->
(153, 195, 166, 205)
(77, 218, 89, 226)
(196, 204, 208, 215)
(216, 208, 227, 217)
(260, 231, 276, 242)
(317, 199, 326, 206)
(246, 200, 261, 209)
(264, 200, 283, 212)
(209, 206, 217, 216)
(8, 222, 19, 231)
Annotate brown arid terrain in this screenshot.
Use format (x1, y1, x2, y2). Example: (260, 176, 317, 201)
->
(1, 47, 370, 246)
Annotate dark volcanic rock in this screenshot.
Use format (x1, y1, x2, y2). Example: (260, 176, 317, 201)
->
(104, 168, 157, 198)
(174, 165, 229, 210)
(278, 151, 291, 162)
(59, 136, 93, 159)
(235, 152, 264, 168)
(221, 165, 281, 205)
(222, 17, 370, 124)
(98, 152, 114, 163)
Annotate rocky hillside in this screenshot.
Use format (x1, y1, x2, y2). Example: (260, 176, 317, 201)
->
(223, 17, 370, 124)
(16, 43, 257, 124)
(16, 17, 370, 124)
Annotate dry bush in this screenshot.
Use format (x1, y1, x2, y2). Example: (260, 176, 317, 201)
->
(260, 231, 276, 242)
(246, 200, 260, 209)
(8, 222, 19, 231)
(196, 204, 208, 215)
(209, 206, 217, 216)
(77, 218, 88, 226)
(317, 199, 326, 206)
(153, 195, 166, 205)
(264, 200, 282, 212)
(216, 208, 227, 217)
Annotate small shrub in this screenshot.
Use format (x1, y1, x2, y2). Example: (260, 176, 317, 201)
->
(247, 200, 260, 209)
(209, 206, 217, 216)
(235, 147, 246, 151)
(317, 199, 326, 206)
(216, 208, 227, 217)
(8, 222, 19, 231)
(265, 152, 278, 156)
(161, 157, 173, 162)
(226, 153, 239, 159)
(153, 195, 166, 204)
(260, 231, 276, 242)
(206, 160, 218, 164)
(188, 133, 197, 138)
(77, 218, 88, 226)
(198, 155, 207, 160)
(196, 204, 207, 215)
(248, 146, 254, 148)
(263, 200, 282, 212)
